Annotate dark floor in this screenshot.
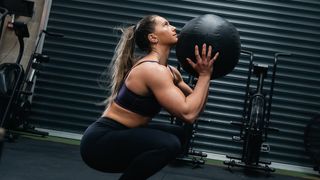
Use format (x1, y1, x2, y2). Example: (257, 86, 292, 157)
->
(0, 136, 315, 180)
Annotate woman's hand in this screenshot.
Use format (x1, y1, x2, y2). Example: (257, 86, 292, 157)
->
(169, 66, 193, 95)
(186, 43, 219, 77)
(170, 66, 183, 85)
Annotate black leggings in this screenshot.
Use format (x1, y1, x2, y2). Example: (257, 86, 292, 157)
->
(80, 117, 186, 180)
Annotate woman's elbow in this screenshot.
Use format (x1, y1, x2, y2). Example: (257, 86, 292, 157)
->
(180, 113, 198, 124)
(171, 104, 198, 124)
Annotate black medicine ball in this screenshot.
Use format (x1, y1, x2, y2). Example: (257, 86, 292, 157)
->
(176, 14, 241, 79)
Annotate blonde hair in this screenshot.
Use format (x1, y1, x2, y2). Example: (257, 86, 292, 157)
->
(105, 25, 136, 106)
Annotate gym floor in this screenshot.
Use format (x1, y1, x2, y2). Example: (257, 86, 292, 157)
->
(0, 133, 318, 180)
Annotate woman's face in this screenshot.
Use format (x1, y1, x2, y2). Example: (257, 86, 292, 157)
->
(151, 16, 177, 46)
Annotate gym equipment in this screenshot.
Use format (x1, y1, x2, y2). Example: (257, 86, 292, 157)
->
(0, 7, 9, 155)
(176, 14, 241, 79)
(0, 0, 34, 17)
(0, 6, 64, 143)
(304, 114, 320, 174)
(0, 7, 27, 144)
(12, 29, 62, 134)
(173, 15, 240, 165)
(0, 28, 63, 138)
(224, 51, 291, 173)
(0, 6, 8, 40)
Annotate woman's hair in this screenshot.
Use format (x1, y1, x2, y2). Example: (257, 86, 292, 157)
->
(104, 15, 158, 106)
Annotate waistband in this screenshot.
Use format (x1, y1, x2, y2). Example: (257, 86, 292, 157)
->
(96, 116, 129, 130)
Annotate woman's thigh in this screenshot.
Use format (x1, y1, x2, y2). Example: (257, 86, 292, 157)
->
(147, 122, 186, 145)
(83, 127, 181, 172)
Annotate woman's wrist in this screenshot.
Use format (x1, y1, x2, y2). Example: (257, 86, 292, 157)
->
(198, 73, 211, 80)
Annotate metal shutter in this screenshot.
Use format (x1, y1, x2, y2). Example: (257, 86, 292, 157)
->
(29, 0, 320, 167)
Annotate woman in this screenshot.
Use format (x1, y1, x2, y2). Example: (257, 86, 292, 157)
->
(80, 15, 219, 180)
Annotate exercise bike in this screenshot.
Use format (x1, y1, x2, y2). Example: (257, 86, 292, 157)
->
(0, 6, 9, 160)
(0, 14, 63, 142)
(224, 51, 291, 173)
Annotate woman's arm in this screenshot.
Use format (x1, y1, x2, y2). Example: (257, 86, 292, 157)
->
(169, 66, 193, 96)
(147, 44, 218, 123)
(148, 68, 210, 123)
(177, 81, 193, 96)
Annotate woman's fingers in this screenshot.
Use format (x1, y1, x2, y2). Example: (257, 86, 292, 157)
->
(191, 44, 218, 67)
(186, 58, 196, 69)
(201, 43, 206, 61)
(194, 45, 201, 63)
(207, 45, 212, 60)
(211, 52, 220, 62)
(209, 52, 219, 66)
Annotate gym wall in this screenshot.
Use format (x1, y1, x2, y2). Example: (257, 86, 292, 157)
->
(28, 0, 320, 167)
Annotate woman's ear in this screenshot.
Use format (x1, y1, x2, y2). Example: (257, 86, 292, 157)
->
(148, 33, 158, 44)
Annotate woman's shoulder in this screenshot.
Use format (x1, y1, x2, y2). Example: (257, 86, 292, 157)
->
(133, 61, 171, 81)
(134, 60, 167, 72)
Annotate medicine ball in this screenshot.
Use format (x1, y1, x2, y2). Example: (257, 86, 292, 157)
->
(176, 14, 241, 79)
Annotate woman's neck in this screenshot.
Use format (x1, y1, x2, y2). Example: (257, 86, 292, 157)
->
(148, 46, 170, 66)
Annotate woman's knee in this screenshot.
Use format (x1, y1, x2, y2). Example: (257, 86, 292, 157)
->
(162, 134, 182, 155)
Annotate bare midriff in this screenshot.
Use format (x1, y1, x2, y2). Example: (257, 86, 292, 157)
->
(102, 102, 151, 128)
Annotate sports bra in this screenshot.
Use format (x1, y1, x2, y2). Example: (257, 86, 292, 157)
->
(114, 60, 176, 117)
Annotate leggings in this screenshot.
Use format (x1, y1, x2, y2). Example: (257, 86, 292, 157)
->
(80, 117, 186, 180)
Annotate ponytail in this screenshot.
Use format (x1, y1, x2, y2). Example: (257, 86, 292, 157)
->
(100, 15, 157, 107)
(105, 25, 136, 106)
